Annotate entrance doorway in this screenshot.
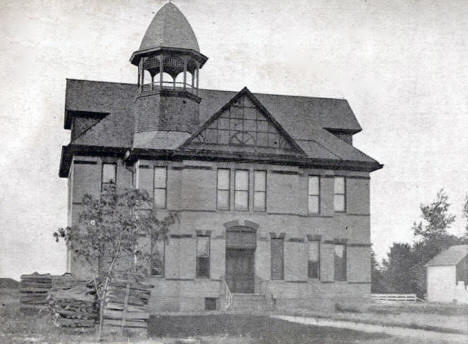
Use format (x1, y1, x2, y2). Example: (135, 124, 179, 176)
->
(225, 226, 257, 293)
(225, 249, 255, 293)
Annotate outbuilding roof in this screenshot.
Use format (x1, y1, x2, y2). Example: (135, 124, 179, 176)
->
(426, 245, 468, 267)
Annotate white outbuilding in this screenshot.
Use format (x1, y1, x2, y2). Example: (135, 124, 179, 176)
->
(426, 245, 468, 304)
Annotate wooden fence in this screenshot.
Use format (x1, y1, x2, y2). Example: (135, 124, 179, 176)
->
(102, 275, 152, 336)
(372, 293, 424, 303)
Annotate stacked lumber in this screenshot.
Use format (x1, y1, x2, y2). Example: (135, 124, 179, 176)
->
(20, 272, 52, 312)
(52, 273, 87, 289)
(48, 278, 97, 330)
(102, 274, 152, 336)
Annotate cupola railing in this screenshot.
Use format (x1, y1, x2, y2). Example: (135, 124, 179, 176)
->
(137, 53, 200, 96)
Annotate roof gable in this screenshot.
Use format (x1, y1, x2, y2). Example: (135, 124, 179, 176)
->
(179, 88, 306, 157)
(426, 245, 468, 267)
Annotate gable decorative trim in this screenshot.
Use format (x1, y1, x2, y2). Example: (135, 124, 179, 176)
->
(178, 87, 306, 156)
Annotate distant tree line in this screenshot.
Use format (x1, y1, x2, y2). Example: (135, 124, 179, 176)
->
(372, 189, 468, 297)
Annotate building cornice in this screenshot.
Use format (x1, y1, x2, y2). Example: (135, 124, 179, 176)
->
(59, 144, 383, 178)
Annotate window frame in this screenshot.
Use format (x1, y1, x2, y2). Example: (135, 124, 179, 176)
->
(254, 170, 267, 212)
(216, 168, 231, 210)
(334, 244, 347, 281)
(334, 176, 347, 213)
(196, 235, 211, 279)
(307, 240, 320, 280)
(271, 238, 284, 280)
(234, 169, 250, 211)
(151, 239, 165, 277)
(101, 163, 117, 191)
(308, 175, 320, 215)
(153, 166, 168, 209)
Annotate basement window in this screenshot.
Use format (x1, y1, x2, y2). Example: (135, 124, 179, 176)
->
(205, 297, 217, 311)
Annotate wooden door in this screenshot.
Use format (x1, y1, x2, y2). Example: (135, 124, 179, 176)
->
(225, 249, 255, 293)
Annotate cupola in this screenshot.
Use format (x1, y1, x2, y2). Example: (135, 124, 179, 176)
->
(130, 3, 208, 98)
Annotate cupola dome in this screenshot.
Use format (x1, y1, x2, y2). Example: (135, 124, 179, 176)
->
(139, 2, 200, 52)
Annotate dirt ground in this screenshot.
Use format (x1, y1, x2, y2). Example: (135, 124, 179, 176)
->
(1, 288, 467, 344)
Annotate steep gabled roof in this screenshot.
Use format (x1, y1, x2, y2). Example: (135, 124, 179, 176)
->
(197, 89, 362, 135)
(179, 87, 306, 157)
(60, 79, 382, 177)
(426, 245, 468, 267)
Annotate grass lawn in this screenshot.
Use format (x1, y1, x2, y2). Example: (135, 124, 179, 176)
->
(284, 302, 468, 335)
(1, 287, 466, 344)
(149, 314, 438, 344)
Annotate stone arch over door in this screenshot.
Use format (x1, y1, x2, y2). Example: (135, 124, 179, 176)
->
(223, 220, 259, 293)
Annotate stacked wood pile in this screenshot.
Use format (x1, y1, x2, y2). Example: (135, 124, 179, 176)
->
(20, 273, 53, 312)
(48, 277, 97, 331)
(102, 274, 152, 336)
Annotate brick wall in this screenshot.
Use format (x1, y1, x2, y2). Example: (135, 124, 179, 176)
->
(68, 158, 373, 309)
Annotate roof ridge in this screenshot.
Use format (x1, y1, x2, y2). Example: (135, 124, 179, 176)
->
(200, 87, 347, 101)
(66, 78, 137, 86)
(66, 79, 348, 102)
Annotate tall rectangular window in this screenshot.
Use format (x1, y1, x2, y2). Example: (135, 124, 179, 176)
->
(234, 170, 249, 210)
(154, 167, 167, 209)
(102, 163, 116, 191)
(254, 170, 266, 212)
(334, 177, 346, 212)
(196, 236, 210, 278)
(334, 244, 347, 281)
(308, 176, 320, 214)
(217, 169, 230, 210)
(308, 241, 320, 279)
(271, 238, 284, 280)
(151, 240, 165, 276)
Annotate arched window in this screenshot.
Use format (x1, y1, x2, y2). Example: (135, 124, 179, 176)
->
(153, 72, 174, 89)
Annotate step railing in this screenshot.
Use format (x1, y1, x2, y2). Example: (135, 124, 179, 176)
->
(221, 279, 233, 311)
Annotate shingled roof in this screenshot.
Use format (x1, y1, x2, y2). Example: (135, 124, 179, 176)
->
(426, 245, 468, 267)
(138, 3, 199, 52)
(60, 79, 381, 177)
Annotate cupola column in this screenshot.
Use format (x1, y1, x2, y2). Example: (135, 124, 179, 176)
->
(195, 62, 200, 96)
(183, 56, 188, 91)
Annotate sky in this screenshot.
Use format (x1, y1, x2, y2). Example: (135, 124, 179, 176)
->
(1, 0, 468, 280)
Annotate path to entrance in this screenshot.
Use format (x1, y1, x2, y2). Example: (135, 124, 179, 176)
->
(273, 315, 468, 343)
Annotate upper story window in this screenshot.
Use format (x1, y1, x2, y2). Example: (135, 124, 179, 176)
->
(254, 170, 266, 212)
(308, 241, 320, 279)
(196, 235, 210, 278)
(308, 176, 320, 214)
(154, 167, 167, 209)
(334, 177, 346, 212)
(102, 163, 116, 191)
(334, 244, 347, 281)
(217, 169, 230, 210)
(234, 170, 249, 211)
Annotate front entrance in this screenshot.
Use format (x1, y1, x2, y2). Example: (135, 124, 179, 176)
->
(225, 249, 255, 293)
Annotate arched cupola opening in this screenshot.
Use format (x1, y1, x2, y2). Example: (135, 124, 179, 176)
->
(137, 52, 201, 95)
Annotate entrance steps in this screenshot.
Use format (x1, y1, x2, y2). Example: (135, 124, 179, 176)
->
(229, 293, 273, 313)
